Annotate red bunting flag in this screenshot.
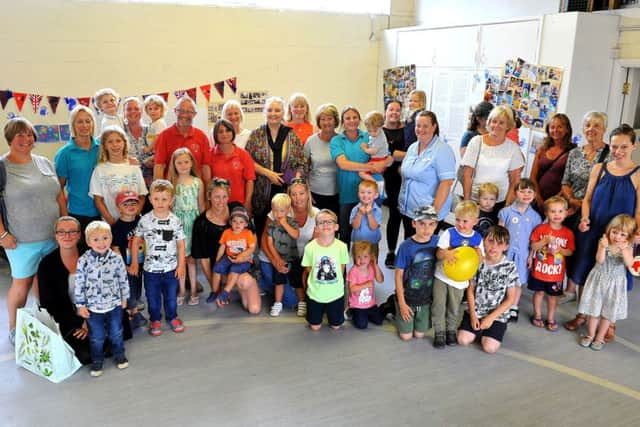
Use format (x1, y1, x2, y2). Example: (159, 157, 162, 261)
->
(47, 96, 60, 114)
(186, 87, 197, 103)
(29, 94, 43, 113)
(77, 97, 91, 107)
(13, 92, 27, 112)
(214, 81, 225, 98)
(199, 84, 211, 102)
(158, 92, 169, 103)
(0, 90, 13, 109)
(174, 90, 186, 100)
(225, 77, 237, 94)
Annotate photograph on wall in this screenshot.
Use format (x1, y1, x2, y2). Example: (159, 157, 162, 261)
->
(240, 91, 269, 113)
(208, 102, 225, 127)
(383, 64, 417, 113)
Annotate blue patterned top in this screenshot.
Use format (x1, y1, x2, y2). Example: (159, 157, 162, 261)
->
(74, 248, 130, 313)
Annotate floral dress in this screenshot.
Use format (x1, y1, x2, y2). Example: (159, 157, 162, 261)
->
(173, 178, 201, 256)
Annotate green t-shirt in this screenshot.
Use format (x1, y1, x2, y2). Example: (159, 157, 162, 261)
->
(301, 238, 349, 303)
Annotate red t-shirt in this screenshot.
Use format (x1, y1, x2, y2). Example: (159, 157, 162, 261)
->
(154, 124, 212, 177)
(286, 121, 314, 145)
(530, 223, 575, 282)
(209, 145, 256, 204)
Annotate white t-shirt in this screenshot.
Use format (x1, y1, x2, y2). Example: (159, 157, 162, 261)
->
(296, 207, 320, 257)
(89, 162, 149, 220)
(234, 128, 251, 150)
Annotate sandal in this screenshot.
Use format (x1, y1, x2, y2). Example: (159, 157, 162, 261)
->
(604, 323, 616, 343)
(580, 335, 593, 348)
(530, 316, 545, 328)
(564, 313, 586, 331)
(546, 320, 558, 332)
(188, 295, 200, 306)
(177, 296, 185, 306)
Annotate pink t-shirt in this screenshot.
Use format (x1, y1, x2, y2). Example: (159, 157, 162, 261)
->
(347, 264, 377, 309)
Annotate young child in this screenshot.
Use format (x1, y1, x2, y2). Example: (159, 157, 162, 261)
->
(347, 240, 384, 329)
(578, 214, 635, 351)
(457, 225, 518, 354)
(212, 206, 256, 308)
(301, 209, 350, 331)
(110, 191, 147, 329)
(129, 179, 186, 336)
(359, 111, 389, 201)
(433, 200, 483, 348)
(95, 88, 124, 132)
(168, 148, 205, 306)
(143, 94, 167, 156)
(89, 125, 148, 225)
(528, 196, 575, 331)
(475, 182, 499, 237)
(267, 193, 301, 317)
(349, 180, 383, 253)
(498, 178, 542, 322)
(74, 221, 130, 377)
(394, 205, 439, 341)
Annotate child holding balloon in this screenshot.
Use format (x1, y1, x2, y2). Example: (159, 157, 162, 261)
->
(433, 201, 483, 348)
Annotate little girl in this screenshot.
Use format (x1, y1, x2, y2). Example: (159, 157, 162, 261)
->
(347, 240, 384, 329)
(498, 178, 542, 322)
(168, 148, 205, 306)
(95, 88, 124, 132)
(578, 214, 635, 351)
(89, 125, 148, 225)
(143, 94, 167, 156)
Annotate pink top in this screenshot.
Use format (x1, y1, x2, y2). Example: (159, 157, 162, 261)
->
(347, 264, 377, 309)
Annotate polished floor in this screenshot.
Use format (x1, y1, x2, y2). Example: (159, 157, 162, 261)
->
(1, 215, 639, 427)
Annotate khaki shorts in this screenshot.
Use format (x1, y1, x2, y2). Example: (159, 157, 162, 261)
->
(394, 299, 431, 335)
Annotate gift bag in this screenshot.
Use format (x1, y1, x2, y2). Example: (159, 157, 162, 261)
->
(15, 304, 82, 383)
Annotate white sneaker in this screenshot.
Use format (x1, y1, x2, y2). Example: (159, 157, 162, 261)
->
(270, 302, 283, 317)
(297, 302, 307, 317)
(344, 309, 352, 320)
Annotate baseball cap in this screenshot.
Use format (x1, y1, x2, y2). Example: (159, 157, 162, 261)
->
(115, 190, 139, 207)
(413, 205, 438, 221)
(230, 206, 250, 223)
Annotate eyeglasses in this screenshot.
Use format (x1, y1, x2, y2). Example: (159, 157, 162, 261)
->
(290, 177, 307, 185)
(175, 109, 196, 116)
(212, 177, 230, 187)
(55, 230, 81, 237)
(316, 220, 336, 226)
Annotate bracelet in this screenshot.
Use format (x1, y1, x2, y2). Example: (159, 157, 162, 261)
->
(0, 231, 8, 240)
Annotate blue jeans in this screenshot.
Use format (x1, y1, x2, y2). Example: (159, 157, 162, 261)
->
(259, 261, 298, 308)
(86, 306, 125, 364)
(144, 270, 179, 323)
(127, 273, 142, 310)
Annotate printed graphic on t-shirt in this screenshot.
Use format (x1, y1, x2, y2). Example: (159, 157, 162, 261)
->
(358, 287, 373, 305)
(406, 247, 436, 290)
(316, 256, 338, 283)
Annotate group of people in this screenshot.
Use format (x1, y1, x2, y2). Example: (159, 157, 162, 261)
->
(1, 86, 636, 377)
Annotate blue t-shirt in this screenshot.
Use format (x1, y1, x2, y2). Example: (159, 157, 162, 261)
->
(330, 130, 369, 205)
(349, 203, 383, 244)
(54, 137, 100, 216)
(395, 235, 439, 306)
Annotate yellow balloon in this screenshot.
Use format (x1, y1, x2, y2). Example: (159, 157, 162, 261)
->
(443, 246, 480, 282)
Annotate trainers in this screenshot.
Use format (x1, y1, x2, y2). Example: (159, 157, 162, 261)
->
(344, 308, 352, 321)
(116, 357, 129, 370)
(137, 300, 146, 311)
(149, 320, 162, 337)
(509, 307, 519, 323)
(90, 363, 103, 377)
(270, 302, 283, 317)
(206, 292, 218, 304)
(170, 318, 185, 333)
(580, 335, 593, 348)
(590, 340, 605, 351)
(9, 329, 15, 346)
(131, 312, 148, 329)
(446, 331, 458, 346)
(385, 252, 396, 269)
(433, 332, 446, 348)
(297, 301, 307, 317)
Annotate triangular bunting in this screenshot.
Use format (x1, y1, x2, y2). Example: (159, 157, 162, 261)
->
(225, 77, 237, 94)
(29, 94, 43, 113)
(0, 90, 13, 109)
(186, 87, 197, 102)
(64, 97, 78, 112)
(200, 84, 211, 102)
(158, 92, 169, 103)
(13, 92, 27, 112)
(174, 90, 186, 100)
(47, 96, 60, 114)
(214, 81, 225, 98)
(77, 97, 91, 107)
(142, 94, 151, 100)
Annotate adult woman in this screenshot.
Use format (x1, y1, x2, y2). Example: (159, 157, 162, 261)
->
(54, 105, 101, 233)
(398, 111, 456, 235)
(1, 118, 66, 344)
(285, 92, 314, 145)
(461, 105, 524, 208)
(403, 89, 427, 147)
(565, 124, 638, 337)
(210, 119, 256, 210)
(221, 100, 251, 149)
(259, 178, 319, 314)
(245, 96, 308, 238)
(381, 100, 407, 268)
(192, 179, 261, 313)
(304, 103, 340, 214)
(529, 113, 574, 212)
(122, 97, 153, 188)
(459, 101, 493, 157)
(330, 106, 388, 246)
(561, 112, 611, 301)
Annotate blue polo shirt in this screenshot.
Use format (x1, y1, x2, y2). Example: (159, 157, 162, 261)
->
(330, 129, 369, 205)
(54, 137, 100, 216)
(349, 202, 383, 244)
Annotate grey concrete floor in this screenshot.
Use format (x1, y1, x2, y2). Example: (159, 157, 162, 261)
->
(1, 209, 639, 427)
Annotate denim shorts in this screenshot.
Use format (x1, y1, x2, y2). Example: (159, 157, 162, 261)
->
(5, 238, 57, 279)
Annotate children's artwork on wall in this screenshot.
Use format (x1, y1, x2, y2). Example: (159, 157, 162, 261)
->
(383, 65, 417, 114)
(240, 91, 269, 113)
(59, 124, 70, 141)
(34, 125, 60, 143)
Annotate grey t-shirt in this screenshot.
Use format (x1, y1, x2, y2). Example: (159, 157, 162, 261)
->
(304, 133, 338, 196)
(4, 155, 60, 242)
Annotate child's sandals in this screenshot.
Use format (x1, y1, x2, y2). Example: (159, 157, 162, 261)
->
(545, 320, 558, 332)
(580, 335, 593, 348)
(177, 295, 185, 306)
(530, 316, 545, 328)
(188, 295, 200, 306)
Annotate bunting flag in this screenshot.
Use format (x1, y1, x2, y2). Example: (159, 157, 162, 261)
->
(186, 87, 197, 103)
(77, 97, 91, 107)
(29, 94, 43, 113)
(0, 90, 13, 109)
(64, 97, 77, 112)
(158, 92, 169, 103)
(214, 81, 225, 98)
(142, 94, 151, 101)
(225, 77, 237, 94)
(174, 90, 186, 100)
(200, 84, 211, 102)
(13, 92, 27, 112)
(47, 96, 60, 114)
